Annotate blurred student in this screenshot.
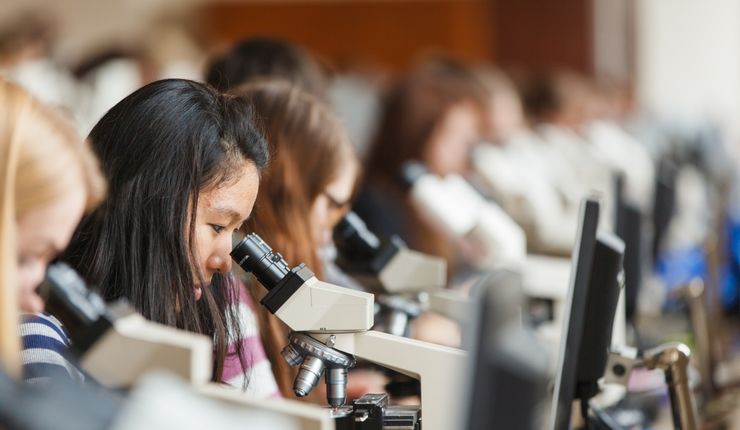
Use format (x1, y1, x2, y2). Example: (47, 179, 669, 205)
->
(0, 79, 105, 378)
(471, 69, 580, 255)
(230, 80, 374, 399)
(206, 37, 327, 98)
(0, 17, 79, 116)
(357, 59, 522, 273)
(523, 71, 617, 228)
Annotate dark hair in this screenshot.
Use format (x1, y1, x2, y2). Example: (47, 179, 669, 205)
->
(365, 58, 486, 182)
(361, 59, 485, 261)
(520, 70, 594, 126)
(205, 37, 327, 97)
(61, 79, 268, 382)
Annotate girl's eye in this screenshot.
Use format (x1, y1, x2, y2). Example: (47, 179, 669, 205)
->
(210, 224, 226, 234)
(18, 256, 34, 269)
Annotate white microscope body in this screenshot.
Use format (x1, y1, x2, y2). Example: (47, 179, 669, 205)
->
(404, 162, 527, 270)
(333, 211, 447, 295)
(333, 211, 450, 337)
(43, 263, 333, 430)
(232, 233, 467, 430)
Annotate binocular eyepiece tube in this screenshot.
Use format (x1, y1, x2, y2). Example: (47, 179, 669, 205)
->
(333, 211, 382, 259)
(231, 233, 291, 289)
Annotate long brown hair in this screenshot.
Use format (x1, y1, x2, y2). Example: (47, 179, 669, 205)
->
(363, 59, 486, 261)
(232, 80, 356, 398)
(0, 79, 105, 377)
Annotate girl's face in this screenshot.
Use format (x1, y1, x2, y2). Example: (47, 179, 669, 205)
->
(423, 101, 483, 177)
(310, 162, 357, 247)
(16, 186, 87, 313)
(192, 161, 260, 301)
(488, 90, 525, 142)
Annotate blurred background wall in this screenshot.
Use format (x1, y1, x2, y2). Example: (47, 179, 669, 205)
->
(2, 0, 739, 149)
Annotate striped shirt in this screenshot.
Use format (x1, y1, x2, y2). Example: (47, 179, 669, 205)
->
(19, 313, 85, 384)
(222, 284, 281, 399)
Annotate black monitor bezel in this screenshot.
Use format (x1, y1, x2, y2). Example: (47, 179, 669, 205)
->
(549, 197, 601, 430)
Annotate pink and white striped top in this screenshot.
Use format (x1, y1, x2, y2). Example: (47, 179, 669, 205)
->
(222, 283, 281, 399)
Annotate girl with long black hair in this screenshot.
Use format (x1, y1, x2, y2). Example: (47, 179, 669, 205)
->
(22, 79, 278, 397)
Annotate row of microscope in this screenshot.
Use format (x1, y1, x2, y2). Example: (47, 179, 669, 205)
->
(1, 150, 701, 430)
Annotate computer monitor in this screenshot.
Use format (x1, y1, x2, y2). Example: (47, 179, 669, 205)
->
(549, 197, 600, 430)
(549, 197, 626, 430)
(614, 174, 643, 322)
(652, 159, 677, 262)
(575, 232, 625, 402)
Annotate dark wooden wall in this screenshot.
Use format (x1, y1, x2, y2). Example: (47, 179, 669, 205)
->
(200, 0, 496, 72)
(492, 0, 595, 74)
(200, 0, 595, 74)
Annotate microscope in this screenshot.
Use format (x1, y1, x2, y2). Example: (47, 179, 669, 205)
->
(401, 161, 527, 270)
(604, 343, 699, 429)
(402, 162, 631, 365)
(231, 233, 468, 430)
(40, 263, 337, 429)
(39, 262, 213, 388)
(333, 211, 447, 336)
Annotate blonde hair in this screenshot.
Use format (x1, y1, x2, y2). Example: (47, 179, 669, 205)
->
(0, 79, 106, 377)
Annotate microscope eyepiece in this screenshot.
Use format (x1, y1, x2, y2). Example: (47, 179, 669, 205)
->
(333, 211, 381, 260)
(38, 262, 116, 354)
(231, 233, 291, 289)
(231, 233, 315, 314)
(400, 160, 428, 188)
(40, 263, 108, 328)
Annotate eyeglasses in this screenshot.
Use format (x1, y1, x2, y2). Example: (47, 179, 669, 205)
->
(324, 191, 350, 210)
(323, 191, 351, 225)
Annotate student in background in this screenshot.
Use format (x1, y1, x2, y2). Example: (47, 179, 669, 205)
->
(356, 59, 488, 271)
(206, 37, 327, 98)
(471, 68, 580, 255)
(230, 80, 371, 400)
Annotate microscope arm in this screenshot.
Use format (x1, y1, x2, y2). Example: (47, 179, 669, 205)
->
(81, 307, 213, 388)
(643, 343, 699, 430)
(427, 290, 471, 324)
(311, 330, 467, 430)
(605, 343, 699, 430)
(377, 247, 447, 293)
